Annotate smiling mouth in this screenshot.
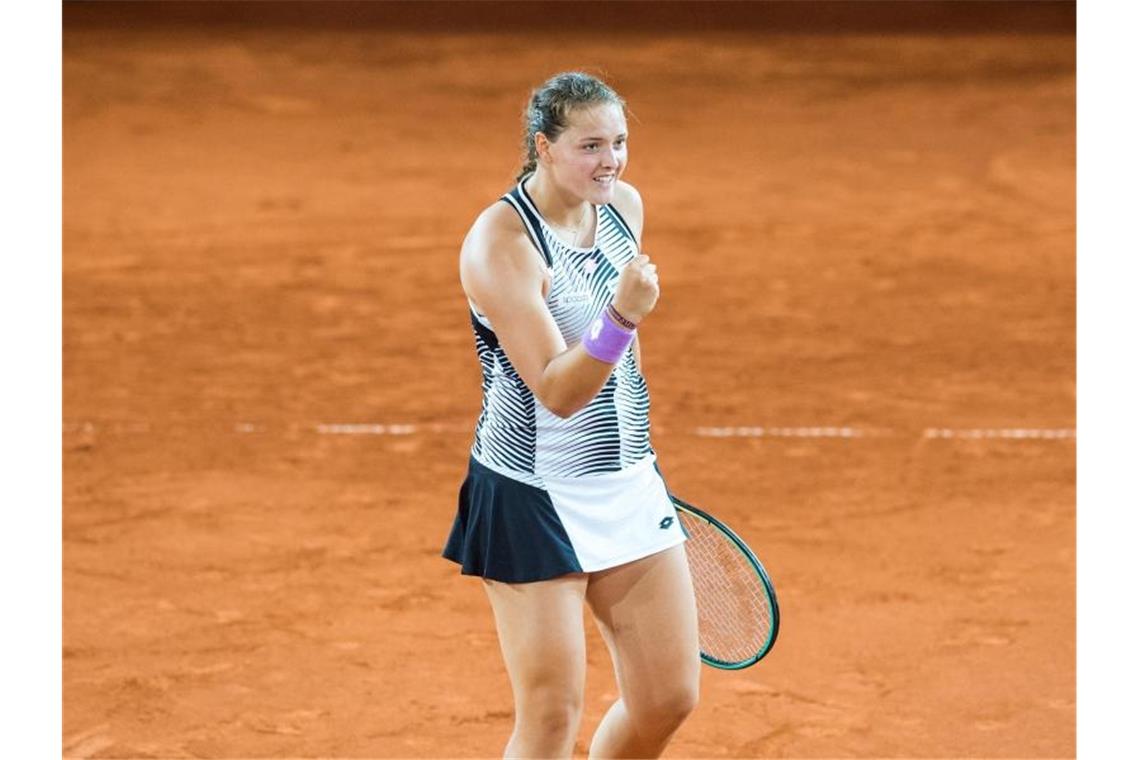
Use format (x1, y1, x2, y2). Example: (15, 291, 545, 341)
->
(593, 175, 615, 185)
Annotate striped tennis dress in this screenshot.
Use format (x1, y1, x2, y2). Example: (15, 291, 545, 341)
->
(443, 179, 686, 583)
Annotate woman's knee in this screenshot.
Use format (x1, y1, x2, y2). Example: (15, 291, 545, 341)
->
(627, 680, 699, 734)
(515, 684, 584, 738)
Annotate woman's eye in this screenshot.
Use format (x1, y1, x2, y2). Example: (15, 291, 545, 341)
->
(584, 141, 625, 152)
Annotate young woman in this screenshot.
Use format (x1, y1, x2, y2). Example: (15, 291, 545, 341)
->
(443, 71, 700, 759)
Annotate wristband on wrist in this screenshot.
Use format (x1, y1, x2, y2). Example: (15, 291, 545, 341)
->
(606, 303, 638, 331)
(582, 309, 636, 364)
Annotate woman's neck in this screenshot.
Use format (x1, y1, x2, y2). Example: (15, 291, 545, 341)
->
(525, 168, 591, 229)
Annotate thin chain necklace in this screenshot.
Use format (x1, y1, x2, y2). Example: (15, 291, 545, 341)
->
(546, 204, 591, 247)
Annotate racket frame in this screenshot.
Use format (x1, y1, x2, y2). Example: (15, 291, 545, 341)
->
(670, 494, 781, 670)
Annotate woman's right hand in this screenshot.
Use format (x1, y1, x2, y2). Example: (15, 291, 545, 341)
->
(611, 254, 659, 325)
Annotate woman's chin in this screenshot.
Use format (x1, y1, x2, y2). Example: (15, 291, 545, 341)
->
(587, 182, 616, 204)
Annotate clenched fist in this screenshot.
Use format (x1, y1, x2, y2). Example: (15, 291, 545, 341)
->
(615, 254, 661, 325)
(611, 254, 659, 325)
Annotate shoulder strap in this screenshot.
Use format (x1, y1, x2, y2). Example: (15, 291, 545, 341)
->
(602, 203, 639, 249)
(500, 185, 554, 267)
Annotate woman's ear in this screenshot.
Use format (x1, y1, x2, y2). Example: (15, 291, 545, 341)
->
(535, 132, 552, 164)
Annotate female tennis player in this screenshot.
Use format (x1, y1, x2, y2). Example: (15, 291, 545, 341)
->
(443, 72, 699, 758)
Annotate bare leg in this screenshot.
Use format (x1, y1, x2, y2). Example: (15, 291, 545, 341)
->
(484, 573, 590, 759)
(585, 545, 701, 759)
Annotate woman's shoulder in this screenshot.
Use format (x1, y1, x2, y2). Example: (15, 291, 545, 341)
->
(612, 179, 643, 210)
(465, 198, 527, 249)
(461, 197, 540, 274)
(610, 179, 644, 241)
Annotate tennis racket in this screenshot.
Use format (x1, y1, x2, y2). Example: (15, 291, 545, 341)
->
(671, 494, 780, 669)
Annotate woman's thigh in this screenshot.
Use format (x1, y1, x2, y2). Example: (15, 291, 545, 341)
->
(483, 573, 591, 699)
(585, 545, 701, 709)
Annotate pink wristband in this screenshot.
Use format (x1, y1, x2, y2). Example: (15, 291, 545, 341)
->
(582, 309, 635, 364)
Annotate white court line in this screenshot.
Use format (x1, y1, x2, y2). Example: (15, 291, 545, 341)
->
(61, 421, 148, 434)
(310, 422, 473, 435)
(694, 426, 864, 439)
(62, 421, 1077, 441)
(922, 427, 1076, 440)
(315, 423, 418, 436)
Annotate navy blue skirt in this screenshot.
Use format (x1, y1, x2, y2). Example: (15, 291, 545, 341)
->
(442, 456, 686, 584)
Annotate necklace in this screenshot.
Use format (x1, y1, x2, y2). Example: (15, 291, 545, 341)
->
(547, 204, 591, 246)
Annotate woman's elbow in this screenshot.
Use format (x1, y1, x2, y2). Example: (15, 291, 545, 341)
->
(544, 400, 579, 419)
(539, 391, 582, 420)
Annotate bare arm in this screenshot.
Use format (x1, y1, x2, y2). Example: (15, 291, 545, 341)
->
(460, 204, 657, 418)
(612, 181, 647, 373)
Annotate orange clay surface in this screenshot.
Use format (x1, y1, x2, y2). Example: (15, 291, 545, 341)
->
(63, 16, 1074, 760)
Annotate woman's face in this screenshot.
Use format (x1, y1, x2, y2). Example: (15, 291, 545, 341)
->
(541, 102, 628, 205)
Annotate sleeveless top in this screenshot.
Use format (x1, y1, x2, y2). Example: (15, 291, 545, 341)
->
(467, 179, 655, 487)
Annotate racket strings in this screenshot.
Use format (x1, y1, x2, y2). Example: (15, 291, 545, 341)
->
(679, 511, 774, 665)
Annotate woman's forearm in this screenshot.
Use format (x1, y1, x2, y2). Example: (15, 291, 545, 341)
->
(536, 343, 623, 419)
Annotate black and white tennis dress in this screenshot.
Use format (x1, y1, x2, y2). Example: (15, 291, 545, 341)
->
(443, 179, 686, 583)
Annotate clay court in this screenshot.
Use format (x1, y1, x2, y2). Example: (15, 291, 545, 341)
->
(63, 2, 1075, 757)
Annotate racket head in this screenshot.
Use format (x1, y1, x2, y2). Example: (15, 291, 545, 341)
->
(671, 494, 780, 669)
